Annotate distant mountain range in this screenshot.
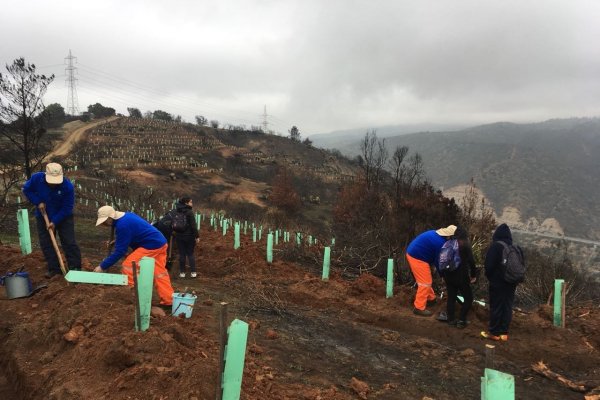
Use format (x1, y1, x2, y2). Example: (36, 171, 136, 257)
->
(311, 117, 600, 240)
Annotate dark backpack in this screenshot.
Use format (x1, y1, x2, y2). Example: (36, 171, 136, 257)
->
(153, 210, 176, 235)
(438, 239, 461, 274)
(498, 241, 526, 284)
(171, 210, 189, 233)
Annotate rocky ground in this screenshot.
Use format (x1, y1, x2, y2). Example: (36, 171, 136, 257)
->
(1, 227, 599, 399)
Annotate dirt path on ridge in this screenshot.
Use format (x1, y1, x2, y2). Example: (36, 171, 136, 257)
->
(48, 116, 120, 159)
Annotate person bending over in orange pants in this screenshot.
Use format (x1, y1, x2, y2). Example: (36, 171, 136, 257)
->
(405, 225, 456, 316)
(93, 205, 174, 306)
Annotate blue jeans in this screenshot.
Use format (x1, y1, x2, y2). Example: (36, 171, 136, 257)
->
(36, 215, 81, 273)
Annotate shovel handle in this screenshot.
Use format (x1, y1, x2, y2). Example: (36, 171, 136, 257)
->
(40, 208, 68, 276)
(107, 225, 115, 257)
(132, 261, 142, 331)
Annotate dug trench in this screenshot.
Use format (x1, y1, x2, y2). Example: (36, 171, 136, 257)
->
(0, 226, 599, 399)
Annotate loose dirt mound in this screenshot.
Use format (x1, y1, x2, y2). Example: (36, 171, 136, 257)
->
(2, 225, 600, 399)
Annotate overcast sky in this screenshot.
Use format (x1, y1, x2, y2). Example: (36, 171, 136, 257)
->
(1, 0, 599, 134)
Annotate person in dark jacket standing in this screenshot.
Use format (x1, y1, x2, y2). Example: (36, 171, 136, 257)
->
(441, 226, 478, 328)
(174, 197, 200, 278)
(481, 223, 520, 341)
(22, 163, 81, 278)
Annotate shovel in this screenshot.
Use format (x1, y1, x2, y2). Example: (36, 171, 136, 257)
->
(40, 208, 68, 276)
(132, 261, 142, 331)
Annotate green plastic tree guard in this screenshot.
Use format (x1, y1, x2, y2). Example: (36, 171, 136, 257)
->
(331, 237, 336, 246)
(322, 247, 330, 281)
(221, 319, 249, 400)
(234, 223, 240, 250)
(266, 233, 273, 263)
(553, 279, 565, 327)
(196, 213, 201, 231)
(481, 368, 515, 400)
(275, 230, 279, 245)
(64, 270, 128, 285)
(258, 227, 262, 241)
(296, 232, 301, 246)
(17, 209, 32, 255)
(137, 257, 155, 331)
(386, 258, 394, 298)
(252, 227, 257, 243)
(222, 219, 228, 236)
(308, 235, 313, 246)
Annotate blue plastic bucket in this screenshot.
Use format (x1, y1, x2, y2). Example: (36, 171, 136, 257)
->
(171, 292, 197, 318)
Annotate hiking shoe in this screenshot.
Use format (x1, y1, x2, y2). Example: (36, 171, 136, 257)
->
(436, 311, 448, 322)
(413, 308, 433, 317)
(426, 297, 438, 306)
(481, 331, 508, 341)
(179, 272, 186, 278)
(44, 270, 61, 279)
(190, 272, 197, 278)
(447, 319, 458, 326)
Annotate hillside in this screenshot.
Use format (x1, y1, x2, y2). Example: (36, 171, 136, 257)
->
(315, 118, 600, 241)
(60, 117, 358, 236)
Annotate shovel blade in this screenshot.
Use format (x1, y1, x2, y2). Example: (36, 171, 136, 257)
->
(65, 270, 128, 285)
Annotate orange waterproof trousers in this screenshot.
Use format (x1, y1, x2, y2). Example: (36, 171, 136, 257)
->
(122, 244, 174, 306)
(406, 253, 436, 310)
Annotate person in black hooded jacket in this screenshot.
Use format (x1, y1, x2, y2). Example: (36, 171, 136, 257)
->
(481, 223, 521, 341)
(174, 197, 200, 278)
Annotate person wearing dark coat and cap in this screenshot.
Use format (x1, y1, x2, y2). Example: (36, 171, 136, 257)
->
(481, 223, 521, 341)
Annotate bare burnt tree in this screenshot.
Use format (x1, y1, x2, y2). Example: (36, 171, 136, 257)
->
(359, 130, 388, 190)
(390, 145, 409, 206)
(0, 58, 55, 178)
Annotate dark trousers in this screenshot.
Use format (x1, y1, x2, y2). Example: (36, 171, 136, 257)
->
(176, 236, 196, 273)
(444, 269, 473, 322)
(36, 215, 81, 273)
(488, 283, 517, 335)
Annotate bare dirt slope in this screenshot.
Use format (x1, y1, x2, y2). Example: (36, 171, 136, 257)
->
(1, 225, 599, 399)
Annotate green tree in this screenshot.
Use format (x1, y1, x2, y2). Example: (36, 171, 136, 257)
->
(87, 103, 115, 118)
(0, 58, 55, 178)
(43, 103, 66, 128)
(195, 115, 207, 126)
(152, 110, 172, 121)
(289, 125, 301, 142)
(127, 107, 142, 118)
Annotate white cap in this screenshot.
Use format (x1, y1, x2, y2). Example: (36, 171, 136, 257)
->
(96, 205, 125, 226)
(45, 163, 64, 184)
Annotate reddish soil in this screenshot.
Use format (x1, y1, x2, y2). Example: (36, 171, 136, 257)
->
(1, 227, 599, 399)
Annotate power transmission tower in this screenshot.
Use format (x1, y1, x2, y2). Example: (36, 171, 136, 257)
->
(262, 104, 269, 133)
(65, 49, 80, 115)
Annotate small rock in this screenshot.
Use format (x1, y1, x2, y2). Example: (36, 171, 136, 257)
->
(151, 306, 167, 318)
(63, 325, 85, 343)
(460, 348, 476, 358)
(265, 329, 278, 340)
(31, 303, 39, 309)
(350, 377, 369, 399)
(248, 320, 260, 330)
(203, 299, 214, 306)
(249, 344, 265, 354)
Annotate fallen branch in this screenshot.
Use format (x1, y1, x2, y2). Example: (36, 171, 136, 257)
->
(531, 361, 587, 393)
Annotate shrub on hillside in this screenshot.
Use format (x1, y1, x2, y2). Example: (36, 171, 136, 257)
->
(516, 245, 600, 306)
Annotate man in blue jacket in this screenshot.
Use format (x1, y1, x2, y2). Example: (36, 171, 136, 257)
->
(22, 163, 81, 278)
